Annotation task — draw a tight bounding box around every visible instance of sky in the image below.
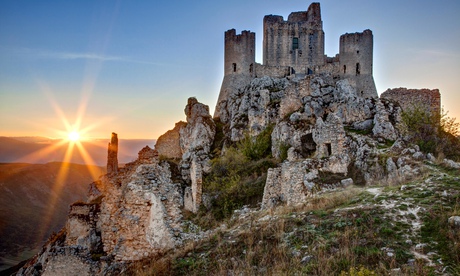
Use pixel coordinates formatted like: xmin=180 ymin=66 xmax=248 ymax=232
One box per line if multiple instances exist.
xmin=1 ymin=0 xmax=459 ymax=139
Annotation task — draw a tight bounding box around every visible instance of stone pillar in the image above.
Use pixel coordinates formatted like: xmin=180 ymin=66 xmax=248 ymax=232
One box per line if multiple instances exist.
xmin=107 ymin=132 xmax=118 ymax=174
xmin=190 ymin=159 xmax=202 ymax=213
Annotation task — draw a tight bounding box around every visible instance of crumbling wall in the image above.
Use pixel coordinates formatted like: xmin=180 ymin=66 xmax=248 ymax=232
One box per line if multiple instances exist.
xmin=380 ymin=87 xmax=441 ymax=116
xmin=313 ymin=113 xmax=346 ymax=158
xmin=155 ymin=122 xmax=186 ymax=159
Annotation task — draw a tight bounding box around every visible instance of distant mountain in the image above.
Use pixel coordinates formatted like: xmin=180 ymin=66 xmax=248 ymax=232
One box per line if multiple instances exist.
xmin=0 ymin=137 xmax=155 ymax=165
xmin=0 ymin=162 xmax=104 ymax=271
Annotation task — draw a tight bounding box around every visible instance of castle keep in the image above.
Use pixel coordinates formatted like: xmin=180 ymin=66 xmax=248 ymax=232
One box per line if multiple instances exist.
xmin=215 ymin=2 xmax=377 ymax=119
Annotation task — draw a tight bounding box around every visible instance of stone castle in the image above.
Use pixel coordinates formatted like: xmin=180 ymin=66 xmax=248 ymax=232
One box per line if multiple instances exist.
xmin=215 ymin=2 xmax=377 ymax=119
xmin=16 ymin=2 xmax=448 ymax=275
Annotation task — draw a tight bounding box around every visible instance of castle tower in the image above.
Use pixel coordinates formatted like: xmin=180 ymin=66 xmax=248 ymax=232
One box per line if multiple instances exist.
xmin=339 ymin=30 xmax=377 ymax=98
xmin=224 ymin=29 xmax=256 ymax=77
xmin=214 ymin=29 xmax=256 ymax=120
xmin=263 ymin=2 xmax=325 ymax=74
xmin=107 ymin=132 xmax=118 ymax=174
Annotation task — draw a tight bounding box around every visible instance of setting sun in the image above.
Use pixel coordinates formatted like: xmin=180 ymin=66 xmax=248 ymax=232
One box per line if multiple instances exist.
xmin=68 ymin=131 xmax=80 ymax=142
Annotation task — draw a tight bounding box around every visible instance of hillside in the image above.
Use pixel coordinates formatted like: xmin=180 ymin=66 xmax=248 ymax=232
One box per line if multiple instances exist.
xmin=0 ymin=137 xmax=155 ymax=165
xmin=0 ymin=162 xmax=104 ymax=271
xmin=131 ymin=163 xmax=460 ymax=275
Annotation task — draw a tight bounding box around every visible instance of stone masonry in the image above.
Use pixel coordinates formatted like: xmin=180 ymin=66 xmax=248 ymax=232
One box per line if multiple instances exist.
xmin=380 ymin=87 xmax=441 ymax=116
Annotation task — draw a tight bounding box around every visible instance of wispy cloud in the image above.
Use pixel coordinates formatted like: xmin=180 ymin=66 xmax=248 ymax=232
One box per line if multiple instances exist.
xmin=37 ymin=50 xmax=126 ymax=61
xmin=4 ymin=47 xmax=170 ymax=66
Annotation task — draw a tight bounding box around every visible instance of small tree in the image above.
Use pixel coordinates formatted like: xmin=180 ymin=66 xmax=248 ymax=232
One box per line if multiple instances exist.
xmin=401 ymin=106 xmax=460 ymax=161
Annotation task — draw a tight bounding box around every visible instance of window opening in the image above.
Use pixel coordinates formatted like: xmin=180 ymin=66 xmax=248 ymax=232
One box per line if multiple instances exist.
xmin=356 ymin=63 xmax=360 ymax=75
xmin=232 ymin=63 xmax=237 ymax=73
xmin=326 ymin=143 xmax=332 ymax=156
xmin=292 ymin=37 xmax=299 ymax=50
xmin=249 ymin=63 xmax=253 ymax=73
xmin=343 ymin=65 xmax=346 ymax=74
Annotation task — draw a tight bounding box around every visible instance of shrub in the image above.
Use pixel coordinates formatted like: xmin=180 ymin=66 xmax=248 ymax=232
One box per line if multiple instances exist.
xmin=238 ymin=125 xmax=273 ymax=160
xmin=401 ymin=106 xmax=460 ymax=161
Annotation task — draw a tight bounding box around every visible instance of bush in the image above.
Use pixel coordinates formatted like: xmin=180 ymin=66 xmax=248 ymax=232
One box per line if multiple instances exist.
xmin=198 ymin=126 xmax=277 ymax=226
xmin=402 ymin=106 xmax=460 ymax=161
xmin=238 ymin=125 xmax=273 ymax=160
xmin=203 ymin=146 xmax=276 ymax=223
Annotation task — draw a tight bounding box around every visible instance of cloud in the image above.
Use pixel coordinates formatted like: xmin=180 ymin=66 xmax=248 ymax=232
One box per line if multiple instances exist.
xmin=38 ymin=51 xmax=125 ymax=61
xmin=5 ymin=47 xmax=169 ymax=66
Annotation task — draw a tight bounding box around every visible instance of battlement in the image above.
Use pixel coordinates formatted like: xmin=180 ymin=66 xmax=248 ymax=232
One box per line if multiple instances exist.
xmin=225 ymin=29 xmax=255 ymax=42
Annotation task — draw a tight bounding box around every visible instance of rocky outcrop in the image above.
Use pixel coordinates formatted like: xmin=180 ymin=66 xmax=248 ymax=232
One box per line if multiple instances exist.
xmin=262 ymin=154 xmax=350 ymax=209
xmin=106 ymin=132 xmax=118 ymax=174
xmin=179 ymin=97 xmax=216 ymax=213
xmin=372 ymin=99 xmax=401 ymax=141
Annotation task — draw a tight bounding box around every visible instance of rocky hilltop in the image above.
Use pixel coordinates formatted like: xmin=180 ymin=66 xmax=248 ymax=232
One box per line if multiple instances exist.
xmin=14 ymin=2 xmax=460 ymax=276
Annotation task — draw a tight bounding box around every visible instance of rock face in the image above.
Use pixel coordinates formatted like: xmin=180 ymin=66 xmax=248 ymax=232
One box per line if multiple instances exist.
xmin=179 ymin=97 xmax=216 ymax=213
xmin=106 ymin=132 xmax=118 ymax=174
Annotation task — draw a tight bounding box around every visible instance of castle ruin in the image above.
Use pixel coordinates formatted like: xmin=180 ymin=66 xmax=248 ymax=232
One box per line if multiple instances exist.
xmin=215 ymin=2 xmax=378 ymax=119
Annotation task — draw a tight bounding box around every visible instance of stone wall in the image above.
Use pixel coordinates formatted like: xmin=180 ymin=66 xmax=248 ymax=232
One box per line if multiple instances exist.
xmin=263 ymin=3 xmax=325 ymax=73
xmin=255 ymin=63 xmax=291 ymax=78
xmin=155 ymin=122 xmax=186 ymax=159
xmin=313 ymin=113 xmax=346 ymax=158
xmin=380 ymin=87 xmax=441 ymax=116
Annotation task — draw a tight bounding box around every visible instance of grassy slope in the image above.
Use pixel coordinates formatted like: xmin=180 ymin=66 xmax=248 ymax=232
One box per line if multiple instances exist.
xmin=131 ymin=162 xmax=459 ymax=276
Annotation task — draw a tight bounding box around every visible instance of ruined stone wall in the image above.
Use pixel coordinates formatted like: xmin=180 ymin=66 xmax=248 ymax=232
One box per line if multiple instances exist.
xmin=339 ymin=30 xmax=377 ymax=99
xmin=155 ymin=121 xmax=187 ymax=159
xmin=263 ymin=3 xmax=324 ymax=73
xmin=380 ymin=88 xmax=441 ymax=116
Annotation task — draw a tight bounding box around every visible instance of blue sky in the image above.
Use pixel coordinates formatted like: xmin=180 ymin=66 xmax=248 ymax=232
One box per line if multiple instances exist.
xmin=1 ymin=0 xmax=459 ymax=139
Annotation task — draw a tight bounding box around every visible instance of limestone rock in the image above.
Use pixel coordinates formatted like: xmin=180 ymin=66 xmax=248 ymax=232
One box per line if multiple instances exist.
xmin=444 ymin=159 xmax=460 ymax=169
xmin=372 ymin=99 xmax=398 ymax=141
xmin=448 ymin=216 xmax=460 ymax=228
xmin=261 ymin=154 xmax=350 ymax=209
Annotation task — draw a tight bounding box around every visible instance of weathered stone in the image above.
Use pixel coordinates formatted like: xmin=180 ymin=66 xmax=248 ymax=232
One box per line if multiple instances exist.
xmin=372 ymin=100 xmax=398 ymax=141
xmin=380 ymin=87 xmax=441 ymax=117
xmin=138 ymin=145 xmax=158 ymax=161
xmin=107 ymin=132 xmax=118 ymax=174
xmin=448 ymin=216 xmax=460 ymax=228
xmin=155 ymin=122 xmax=186 ymax=159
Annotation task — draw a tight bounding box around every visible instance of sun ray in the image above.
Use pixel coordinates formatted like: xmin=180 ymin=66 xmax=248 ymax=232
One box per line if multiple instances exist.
xmin=75 ymin=142 xmax=105 ymax=180
xmin=36 ymin=141 xmax=75 ymax=243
